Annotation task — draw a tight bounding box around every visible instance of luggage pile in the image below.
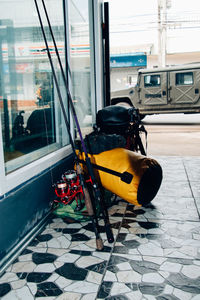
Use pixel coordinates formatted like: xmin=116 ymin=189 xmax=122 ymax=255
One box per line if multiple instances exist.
xmin=75 ymin=105 xmax=163 ymax=207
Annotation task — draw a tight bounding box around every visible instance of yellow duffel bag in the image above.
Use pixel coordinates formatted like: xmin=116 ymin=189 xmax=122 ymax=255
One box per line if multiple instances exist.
xmin=77 ymin=148 xmax=162 ymax=206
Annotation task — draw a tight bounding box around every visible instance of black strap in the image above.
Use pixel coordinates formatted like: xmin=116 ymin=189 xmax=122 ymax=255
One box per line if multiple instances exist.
xmin=78 ymin=159 xmax=133 ymax=184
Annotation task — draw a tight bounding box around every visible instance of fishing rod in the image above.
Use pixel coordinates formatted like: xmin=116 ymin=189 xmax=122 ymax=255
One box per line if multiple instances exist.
xmin=39 ymin=0 xmax=114 ymax=245
xmin=34 ymin=0 xmax=114 ymax=245
xmin=34 ymin=0 xmax=105 ymax=250
xmin=40 ymin=0 xmax=114 ymax=244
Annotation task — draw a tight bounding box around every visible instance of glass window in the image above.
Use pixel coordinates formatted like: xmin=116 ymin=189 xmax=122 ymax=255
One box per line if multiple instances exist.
xmin=176 ymin=72 xmax=193 ymax=85
xmin=68 ymin=0 xmax=94 ymax=135
xmin=0 ymin=0 xmax=68 ymax=174
xmin=144 ymin=74 xmax=161 ymax=87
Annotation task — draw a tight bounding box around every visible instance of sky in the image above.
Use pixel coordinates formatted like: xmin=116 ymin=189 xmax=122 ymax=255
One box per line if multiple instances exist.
xmin=108 ymin=0 xmax=200 ymax=51
xmin=108 ymin=0 xmax=200 ymax=18
xmin=108 ymin=0 xmax=157 ymax=20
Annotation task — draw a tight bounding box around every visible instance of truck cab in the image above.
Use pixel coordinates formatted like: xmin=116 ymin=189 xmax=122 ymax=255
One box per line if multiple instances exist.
xmin=111 ymin=64 xmax=200 ymax=116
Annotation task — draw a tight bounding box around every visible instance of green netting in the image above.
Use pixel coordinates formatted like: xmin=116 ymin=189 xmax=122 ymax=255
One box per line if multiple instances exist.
xmin=53 ymin=198 xmax=99 ymax=221
xmin=52 ymin=189 xmax=113 ymax=222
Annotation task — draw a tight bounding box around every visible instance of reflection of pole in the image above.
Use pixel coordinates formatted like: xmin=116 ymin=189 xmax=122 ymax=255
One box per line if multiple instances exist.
xmin=161 ymin=0 xmax=167 ymax=67
xmin=7 ymin=22 xmax=18 ymax=135
xmin=3 ymin=98 xmax=10 ymax=149
xmin=158 ymin=0 xmax=167 ymax=67
xmin=0 ymin=20 xmax=17 ymax=150
xmin=0 ymin=25 xmax=10 ymax=149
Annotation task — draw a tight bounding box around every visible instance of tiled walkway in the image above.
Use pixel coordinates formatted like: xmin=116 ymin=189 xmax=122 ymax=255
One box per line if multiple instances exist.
xmin=0 ymin=156 xmax=200 ymax=299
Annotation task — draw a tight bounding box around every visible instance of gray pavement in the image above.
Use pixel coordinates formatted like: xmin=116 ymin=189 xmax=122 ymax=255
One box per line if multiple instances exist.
xmin=0 ymin=155 xmax=200 ymax=299
xmin=144 ymin=126 xmax=200 ymax=156
xmin=141 ymin=113 xmax=200 ymax=156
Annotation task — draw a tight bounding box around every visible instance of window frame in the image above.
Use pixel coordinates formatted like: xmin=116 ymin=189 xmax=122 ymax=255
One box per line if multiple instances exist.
xmin=2 ymin=145 xmax=72 ymax=196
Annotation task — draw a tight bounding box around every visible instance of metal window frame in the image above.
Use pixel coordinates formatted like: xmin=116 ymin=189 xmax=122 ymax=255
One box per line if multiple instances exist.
xmin=90 ymin=0 xmax=104 ymax=113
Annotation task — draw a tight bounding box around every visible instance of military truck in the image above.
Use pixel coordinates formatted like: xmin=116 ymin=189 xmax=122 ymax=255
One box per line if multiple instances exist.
xmin=111 ymin=63 xmax=200 ymax=117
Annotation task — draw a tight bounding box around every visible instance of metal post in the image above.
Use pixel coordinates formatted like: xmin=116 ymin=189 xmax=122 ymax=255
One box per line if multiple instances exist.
xmin=158 ymin=0 xmax=167 ymax=67
xmin=103 ymin=2 xmax=111 ymax=106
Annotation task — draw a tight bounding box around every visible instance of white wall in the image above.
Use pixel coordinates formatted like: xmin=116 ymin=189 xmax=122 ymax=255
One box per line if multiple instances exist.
xmin=111 ymin=67 xmax=138 ymax=91
xmin=148 ymin=52 xmax=200 ymax=68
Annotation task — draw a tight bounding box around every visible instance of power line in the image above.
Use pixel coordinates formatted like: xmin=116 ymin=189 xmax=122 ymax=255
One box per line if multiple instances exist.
xmin=110 ymin=10 xmax=200 ymax=20
xmin=110 ymin=19 xmax=200 ymax=28
xmin=110 ymin=25 xmax=200 ymax=34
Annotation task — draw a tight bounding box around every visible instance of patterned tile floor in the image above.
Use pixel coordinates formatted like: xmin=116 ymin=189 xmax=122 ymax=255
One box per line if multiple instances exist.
xmin=0 ymin=156 xmax=200 ymax=300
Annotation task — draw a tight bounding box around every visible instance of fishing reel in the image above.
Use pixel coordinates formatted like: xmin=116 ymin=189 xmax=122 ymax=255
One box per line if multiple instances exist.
xmin=53 ymin=170 xmax=84 ymax=211
xmin=62 ymin=170 xmax=79 ymax=190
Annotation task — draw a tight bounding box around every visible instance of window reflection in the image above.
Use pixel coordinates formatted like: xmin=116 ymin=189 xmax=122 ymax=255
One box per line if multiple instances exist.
xmin=144 ymin=75 xmax=161 ymax=87
xmin=68 ymin=0 xmax=93 ymax=133
xmin=0 ymin=0 xmax=67 ymax=173
xmin=176 ymin=72 xmax=193 ymax=85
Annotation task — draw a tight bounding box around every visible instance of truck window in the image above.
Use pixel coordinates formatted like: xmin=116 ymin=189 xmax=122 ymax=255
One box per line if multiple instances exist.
xmin=176 ymin=72 xmax=193 ymax=85
xmin=144 ymin=75 xmax=160 ymax=87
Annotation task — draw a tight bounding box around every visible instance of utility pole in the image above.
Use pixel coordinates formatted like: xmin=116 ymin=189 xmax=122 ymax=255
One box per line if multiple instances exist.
xmin=158 ymin=0 xmax=167 ymax=67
